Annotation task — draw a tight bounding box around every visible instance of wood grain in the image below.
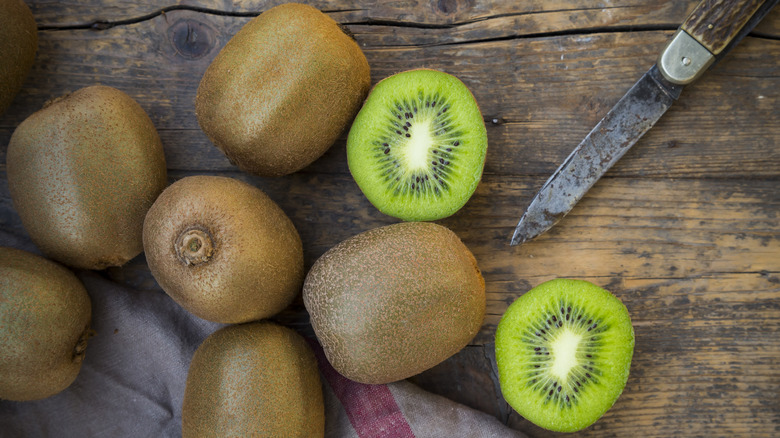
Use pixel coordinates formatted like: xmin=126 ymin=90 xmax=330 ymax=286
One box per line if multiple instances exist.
xmin=0 ymin=0 xmax=778 ymax=436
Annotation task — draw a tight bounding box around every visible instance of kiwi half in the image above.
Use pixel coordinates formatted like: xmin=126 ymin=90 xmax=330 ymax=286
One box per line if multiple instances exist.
xmin=347 ymin=69 xmax=487 ymax=221
xmin=495 ymin=279 xmax=634 ymax=432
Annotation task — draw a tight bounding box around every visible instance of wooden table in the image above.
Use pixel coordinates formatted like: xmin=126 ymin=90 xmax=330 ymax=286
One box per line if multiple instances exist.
xmin=1 ymin=1 xmax=778 ymax=436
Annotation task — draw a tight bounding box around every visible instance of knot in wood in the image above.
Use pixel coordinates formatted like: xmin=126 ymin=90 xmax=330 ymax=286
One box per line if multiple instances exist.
xmin=168 ymin=18 xmax=215 ymax=60
xmin=437 ymin=0 xmax=458 ymax=14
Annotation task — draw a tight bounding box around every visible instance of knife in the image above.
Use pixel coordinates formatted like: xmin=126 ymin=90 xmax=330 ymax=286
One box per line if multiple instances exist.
xmin=510 ymin=0 xmax=779 ymax=246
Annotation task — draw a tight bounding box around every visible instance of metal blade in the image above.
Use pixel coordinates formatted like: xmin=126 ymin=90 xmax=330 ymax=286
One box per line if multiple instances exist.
xmin=510 ymin=65 xmax=683 ymax=245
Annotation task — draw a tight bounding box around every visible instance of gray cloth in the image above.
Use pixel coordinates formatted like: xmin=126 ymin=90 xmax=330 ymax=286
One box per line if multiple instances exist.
xmin=0 ymin=231 xmax=525 ymax=437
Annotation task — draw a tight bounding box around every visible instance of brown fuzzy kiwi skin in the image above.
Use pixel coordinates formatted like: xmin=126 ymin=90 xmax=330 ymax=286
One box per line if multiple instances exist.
xmin=195 ymin=2 xmax=371 ymax=177
xmin=5 ymin=85 xmax=168 ymax=270
xmin=303 ymin=222 xmax=486 ymax=384
xmin=142 ymin=175 xmax=304 ymax=324
xmin=0 ymin=247 xmax=92 ymax=401
xmin=182 ymin=321 xmax=324 ymax=437
xmin=0 ymin=0 xmax=38 ymax=116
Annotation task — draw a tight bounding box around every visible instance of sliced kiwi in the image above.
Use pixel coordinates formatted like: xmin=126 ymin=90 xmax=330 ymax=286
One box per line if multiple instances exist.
xmin=347 ymin=69 xmax=487 ymax=221
xmin=495 ymin=279 xmax=634 ymax=432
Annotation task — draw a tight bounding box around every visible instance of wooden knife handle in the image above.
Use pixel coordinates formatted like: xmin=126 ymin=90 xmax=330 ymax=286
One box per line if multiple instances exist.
xmin=681 ymin=0 xmax=766 ymax=55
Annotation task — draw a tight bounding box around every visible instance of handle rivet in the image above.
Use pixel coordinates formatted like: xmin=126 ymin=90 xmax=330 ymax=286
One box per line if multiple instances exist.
xmin=681 ymin=56 xmax=692 ymax=66
xmin=707 ymin=24 xmax=714 ymax=29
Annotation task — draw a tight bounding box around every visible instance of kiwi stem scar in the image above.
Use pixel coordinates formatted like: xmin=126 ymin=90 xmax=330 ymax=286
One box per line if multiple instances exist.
xmin=175 ymin=227 xmax=214 ymax=266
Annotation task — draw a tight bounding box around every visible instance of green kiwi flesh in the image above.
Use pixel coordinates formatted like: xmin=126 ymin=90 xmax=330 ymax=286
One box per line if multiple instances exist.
xmin=347 ymin=69 xmax=487 ymax=221
xmin=0 ymin=247 xmax=92 ymax=401
xmin=0 ymin=0 xmax=38 ymax=115
xmin=142 ymin=175 xmax=304 ymax=324
xmin=182 ymin=321 xmax=324 ymax=437
xmin=303 ymin=222 xmax=485 ymax=384
xmin=195 ymin=2 xmax=371 ymax=177
xmin=495 ymin=279 xmax=634 ymax=432
xmin=6 ymin=85 xmax=167 ymax=270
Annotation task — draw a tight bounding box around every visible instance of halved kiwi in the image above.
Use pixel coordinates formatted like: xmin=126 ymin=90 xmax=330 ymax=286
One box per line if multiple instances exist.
xmin=495 ymin=279 xmax=634 ymax=432
xmin=347 ymin=69 xmax=487 ymax=221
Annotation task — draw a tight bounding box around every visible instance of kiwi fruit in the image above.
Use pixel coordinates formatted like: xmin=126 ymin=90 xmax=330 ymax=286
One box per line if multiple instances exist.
xmin=195 ymin=2 xmax=371 ymax=177
xmin=142 ymin=175 xmax=304 ymax=324
xmin=347 ymin=69 xmax=488 ymax=221
xmin=0 ymin=247 xmax=92 ymax=401
xmin=0 ymin=0 xmax=38 ymax=115
xmin=303 ymin=221 xmax=485 ymax=384
xmin=6 ymin=85 xmax=167 ymax=270
xmin=182 ymin=321 xmax=324 ymax=437
xmin=495 ymin=279 xmax=634 ymax=432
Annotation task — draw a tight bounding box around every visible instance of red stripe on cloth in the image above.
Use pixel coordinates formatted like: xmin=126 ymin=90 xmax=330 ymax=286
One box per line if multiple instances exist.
xmin=307 ymin=338 xmax=416 ymax=438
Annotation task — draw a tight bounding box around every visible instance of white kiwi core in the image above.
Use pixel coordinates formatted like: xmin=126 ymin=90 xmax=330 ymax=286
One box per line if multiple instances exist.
xmin=401 ymin=117 xmax=436 ymax=172
xmin=550 ymin=329 xmax=582 ymax=380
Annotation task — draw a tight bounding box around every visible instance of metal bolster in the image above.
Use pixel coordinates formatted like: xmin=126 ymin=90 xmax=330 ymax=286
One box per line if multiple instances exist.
xmin=657 ymin=29 xmax=715 ymax=85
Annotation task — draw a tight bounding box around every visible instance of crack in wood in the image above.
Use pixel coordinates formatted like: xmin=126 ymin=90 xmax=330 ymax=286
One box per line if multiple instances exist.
xmin=35 ymin=4 xmax=669 ymax=34
xmin=35 ymin=3 xmax=778 ymax=51
xmin=345 ymin=5 xmax=641 ymax=29
xmin=36 ymin=4 xmax=641 ymax=31
xmin=36 ymin=5 xmax=363 ymax=31
xmin=38 ymin=5 xmax=258 ymax=31
xmin=408 ymin=24 xmax=679 ymax=48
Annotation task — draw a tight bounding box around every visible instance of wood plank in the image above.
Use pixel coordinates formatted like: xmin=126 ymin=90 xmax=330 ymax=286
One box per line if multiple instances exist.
xmin=1 ymin=15 xmax=778 ymax=178
xmin=25 ymin=0 xmax=780 ymax=36
xmin=22 ymin=1 xmax=698 ymax=29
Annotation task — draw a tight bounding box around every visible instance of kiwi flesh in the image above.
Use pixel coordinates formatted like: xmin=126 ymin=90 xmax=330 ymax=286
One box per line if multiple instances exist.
xmin=347 ymin=69 xmax=487 ymax=221
xmin=495 ymin=279 xmax=634 ymax=432
xmin=0 ymin=247 xmax=92 ymax=401
xmin=142 ymin=175 xmax=304 ymax=324
xmin=182 ymin=321 xmax=324 ymax=437
xmin=0 ymin=0 xmax=38 ymax=115
xmin=303 ymin=221 xmax=485 ymax=384
xmin=6 ymin=85 xmax=167 ymax=270
xmin=195 ymin=3 xmax=371 ymax=177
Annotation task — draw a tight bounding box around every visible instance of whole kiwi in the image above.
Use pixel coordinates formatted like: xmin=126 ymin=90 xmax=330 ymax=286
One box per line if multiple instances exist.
xmin=6 ymin=85 xmax=167 ymax=270
xmin=0 ymin=247 xmax=92 ymax=401
xmin=182 ymin=321 xmax=324 ymax=437
xmin=142 ymin=175 xmax=304 ymax=324
xmin=195 ymin=2 xmax=371 ymax=177
xmin=303 ymin=222 xmax=486 ymax=384
xmin=0 ymin=0 xmax=38 ymax=115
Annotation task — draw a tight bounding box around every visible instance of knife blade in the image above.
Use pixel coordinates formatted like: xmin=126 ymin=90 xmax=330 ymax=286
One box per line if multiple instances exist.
xmin=510 ymin=0 xmax=779 ymax=246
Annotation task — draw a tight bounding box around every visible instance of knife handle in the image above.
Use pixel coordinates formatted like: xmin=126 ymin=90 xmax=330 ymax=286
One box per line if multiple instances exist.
xmin=681 ymin=0 xmax=765 ymax=55
xmin=659 ymin=0 xmax=776 ymax=84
